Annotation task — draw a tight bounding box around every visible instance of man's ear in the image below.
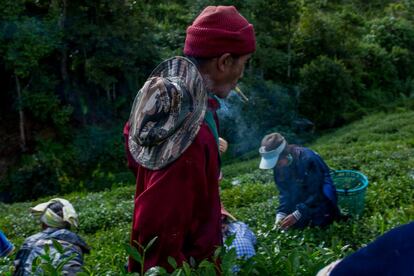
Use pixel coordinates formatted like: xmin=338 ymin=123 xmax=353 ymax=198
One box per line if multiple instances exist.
xmin=217 ymin=53 xmax=232 ymax=72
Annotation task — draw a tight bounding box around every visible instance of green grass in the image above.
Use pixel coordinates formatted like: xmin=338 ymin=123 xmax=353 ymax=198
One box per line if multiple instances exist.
xmin=1 ymin=109 xmax=413 ymax=275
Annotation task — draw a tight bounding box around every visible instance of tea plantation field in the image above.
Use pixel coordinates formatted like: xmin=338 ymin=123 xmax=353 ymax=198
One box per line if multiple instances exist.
xmin=1 ymin=109 xmax=413 ymax=275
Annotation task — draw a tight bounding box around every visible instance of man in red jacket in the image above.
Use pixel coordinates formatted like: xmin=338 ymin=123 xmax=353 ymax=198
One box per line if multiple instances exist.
xmin=124 ymin=6 xmax=256 ymax=272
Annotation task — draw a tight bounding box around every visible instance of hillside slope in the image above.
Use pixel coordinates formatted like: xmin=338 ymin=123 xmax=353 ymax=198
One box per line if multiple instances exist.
xmin=1 ymin=109 xmax=413 ymax=275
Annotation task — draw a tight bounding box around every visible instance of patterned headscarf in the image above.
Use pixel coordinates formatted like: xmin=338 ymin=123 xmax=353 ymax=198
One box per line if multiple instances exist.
xmin=30 ymin=198 xmax=78 ymax=229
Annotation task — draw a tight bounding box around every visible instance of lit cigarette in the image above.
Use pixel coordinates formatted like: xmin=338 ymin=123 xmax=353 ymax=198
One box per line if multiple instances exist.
xmin=235 ymin=86 xmax=249 ymax=102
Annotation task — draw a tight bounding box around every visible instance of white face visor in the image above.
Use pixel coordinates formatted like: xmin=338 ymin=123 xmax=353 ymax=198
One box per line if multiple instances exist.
xmin=259 ymin=140 xmax=287 ymax=170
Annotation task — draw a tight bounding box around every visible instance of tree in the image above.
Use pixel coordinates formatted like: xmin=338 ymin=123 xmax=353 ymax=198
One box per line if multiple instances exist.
xmin=299 ymin=56 xmax=353 ymax=128
xmin=245 ymin=0 xmax=301 ymax=82
xmin=57 ymin=0 xmax=159 ymax=123
xmin=3 ymin=16 xmax=58 ymax=151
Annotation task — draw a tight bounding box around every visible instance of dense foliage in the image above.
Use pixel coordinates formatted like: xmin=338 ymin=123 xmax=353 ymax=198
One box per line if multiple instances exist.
xmin=1 ymin=1 xmax=414 ymax=199
xmin=1 ymin=108 xmax=413 ymax=275
xmin=1 ymin=0 xmax=413 ymax=273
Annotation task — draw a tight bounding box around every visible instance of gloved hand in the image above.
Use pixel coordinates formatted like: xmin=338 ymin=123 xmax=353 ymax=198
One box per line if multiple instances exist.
xmin=272 ymin=213 xmax=287 ymax=230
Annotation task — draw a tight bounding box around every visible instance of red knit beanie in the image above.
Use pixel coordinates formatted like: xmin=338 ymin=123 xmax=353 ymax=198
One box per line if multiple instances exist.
xmin=184 ymin=6 xmax=256 ymax=58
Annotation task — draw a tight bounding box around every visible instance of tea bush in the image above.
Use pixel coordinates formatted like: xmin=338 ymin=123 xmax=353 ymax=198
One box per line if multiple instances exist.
xmin=1 ymin=109 xmax=413 ymax=275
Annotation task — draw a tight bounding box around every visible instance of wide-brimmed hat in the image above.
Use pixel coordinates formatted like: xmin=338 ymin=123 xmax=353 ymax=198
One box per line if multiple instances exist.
xmin=128 ymin=56 xmax=208 ymax=170
xmin=259 ymin=132 xmax=287 ymax=170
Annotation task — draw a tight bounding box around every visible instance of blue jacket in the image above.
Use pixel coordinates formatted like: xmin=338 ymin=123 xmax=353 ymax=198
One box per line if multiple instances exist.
xmin=0 ymin=230 xmax=14 ymax=257
xmin=273 ymin=146 xmax=339 ymax=228
xmin=331 ymin=221 xmax=414 ymax=276
xmin=14 ymin=228 xmax=90 ymax=275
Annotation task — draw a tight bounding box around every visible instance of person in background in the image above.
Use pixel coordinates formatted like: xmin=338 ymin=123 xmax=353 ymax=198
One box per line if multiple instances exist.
xmin=317 ymin=221 xmax=414 ymax=276
xmin=0 ymin=230 xmax=14 ymax=258
xmin=13 ymin=198 xmax=90 ymax=275
xmin=123 ymin=5 xmax=255 ymax=272
xmin=258 ymin=132 xmax=340 ymax=230
xmin=221 ymin=205 xmax=256 ymax=261
xmin=218 ymin=137 xmax=256 ymax=268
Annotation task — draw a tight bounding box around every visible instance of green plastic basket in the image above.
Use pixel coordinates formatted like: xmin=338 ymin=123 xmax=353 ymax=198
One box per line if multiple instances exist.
xmin=331 ymin=170 xmax=369 ymax=217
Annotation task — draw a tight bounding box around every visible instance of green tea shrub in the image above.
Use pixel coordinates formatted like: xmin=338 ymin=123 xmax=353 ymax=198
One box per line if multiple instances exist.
xmin=221 ymin=158 xmax=260 ymax=180
xmin=1 ymin=110 xmax=413 ymax=275
xmin=221 ymin=181 xmax=276 ymax=209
